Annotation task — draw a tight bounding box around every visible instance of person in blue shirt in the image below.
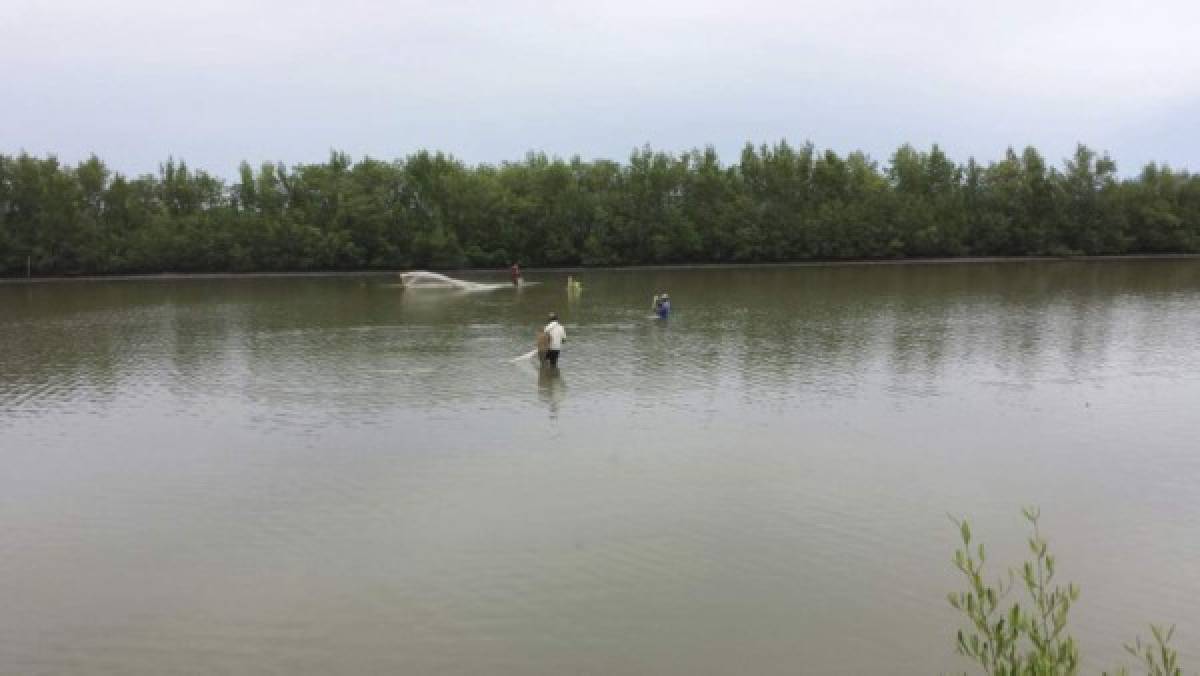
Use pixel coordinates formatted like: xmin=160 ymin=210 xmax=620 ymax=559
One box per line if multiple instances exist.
xmin=656 ymin=293 xmax=671 ymax=319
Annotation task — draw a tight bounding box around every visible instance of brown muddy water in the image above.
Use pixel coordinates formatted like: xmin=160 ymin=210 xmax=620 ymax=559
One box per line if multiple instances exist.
xmin=2 ymin=261 xmax=1198 ymax=674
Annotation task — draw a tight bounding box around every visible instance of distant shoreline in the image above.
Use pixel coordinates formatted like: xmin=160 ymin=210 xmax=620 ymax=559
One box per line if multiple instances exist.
xmin=3 ymin=254 xmax=1199 ymax=285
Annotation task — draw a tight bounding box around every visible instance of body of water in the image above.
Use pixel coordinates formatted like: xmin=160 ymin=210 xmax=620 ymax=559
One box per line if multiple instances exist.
xmin=2 ymin=261 xmax=1199 ymax=674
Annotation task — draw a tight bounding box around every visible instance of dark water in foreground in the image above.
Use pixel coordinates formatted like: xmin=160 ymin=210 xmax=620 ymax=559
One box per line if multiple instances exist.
xmin=2 ymin=261 xmax=1199 ymax=674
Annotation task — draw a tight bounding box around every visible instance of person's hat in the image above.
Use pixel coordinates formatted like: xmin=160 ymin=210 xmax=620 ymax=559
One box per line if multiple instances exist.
xmin=548 ymin=312 xmax=558 ymax=320
xmin=661 ymin=293 xmax=669 ymax=298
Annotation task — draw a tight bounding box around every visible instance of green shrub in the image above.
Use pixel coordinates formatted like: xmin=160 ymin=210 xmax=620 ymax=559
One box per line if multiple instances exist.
xmin=948 ymin=508 xmax=1183 ymax=675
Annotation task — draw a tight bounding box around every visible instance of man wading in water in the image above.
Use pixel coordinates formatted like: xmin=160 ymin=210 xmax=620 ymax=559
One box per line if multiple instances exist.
xmin=541 ymin=312 xmax=566 ymax=368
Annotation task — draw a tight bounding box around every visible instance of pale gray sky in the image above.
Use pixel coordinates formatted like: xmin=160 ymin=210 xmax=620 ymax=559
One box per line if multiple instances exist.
xmin=2 ymin=0 xmax=1197 ymax=176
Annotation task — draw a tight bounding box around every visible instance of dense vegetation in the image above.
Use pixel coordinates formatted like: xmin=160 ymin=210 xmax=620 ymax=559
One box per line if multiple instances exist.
xmin=1 ymin=142 xmax=1198 ymax=276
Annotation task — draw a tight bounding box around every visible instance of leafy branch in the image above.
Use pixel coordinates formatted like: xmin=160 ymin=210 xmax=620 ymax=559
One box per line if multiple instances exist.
xmin=949 ymin=508 xmax=1184 ymax=676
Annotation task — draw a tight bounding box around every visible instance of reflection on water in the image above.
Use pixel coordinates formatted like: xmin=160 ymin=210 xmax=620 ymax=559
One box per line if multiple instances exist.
xmin=1 ymin=262 xmax=1200 ymax=674
xmin=537 ymin=367 xmax=566 ymax=418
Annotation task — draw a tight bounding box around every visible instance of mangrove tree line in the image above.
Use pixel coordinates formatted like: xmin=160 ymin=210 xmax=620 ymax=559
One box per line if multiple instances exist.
xmin=1 ymin=142 xmax=1198 ymax=275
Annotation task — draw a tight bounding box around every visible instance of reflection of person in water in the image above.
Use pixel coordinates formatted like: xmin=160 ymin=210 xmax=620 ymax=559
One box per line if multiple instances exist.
xmin=538 ymin=364 xmax=566 ymax=416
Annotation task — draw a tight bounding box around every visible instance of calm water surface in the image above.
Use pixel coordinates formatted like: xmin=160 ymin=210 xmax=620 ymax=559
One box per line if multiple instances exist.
xmin=2 ymin=262 xmax=1199 ymax=674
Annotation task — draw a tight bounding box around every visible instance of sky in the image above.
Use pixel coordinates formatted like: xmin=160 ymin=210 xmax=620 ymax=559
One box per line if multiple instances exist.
xmin=1 ymin=0 xmax=1197 ymax=177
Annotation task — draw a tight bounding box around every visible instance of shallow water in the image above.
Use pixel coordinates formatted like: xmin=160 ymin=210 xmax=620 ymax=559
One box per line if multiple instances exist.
xmin=2 ymin=261 xmax=1199 ymax=674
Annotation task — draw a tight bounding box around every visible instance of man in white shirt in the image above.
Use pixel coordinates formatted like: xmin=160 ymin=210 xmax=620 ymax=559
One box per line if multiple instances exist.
xmin=542 ymin=312 xmax=566 ymax=368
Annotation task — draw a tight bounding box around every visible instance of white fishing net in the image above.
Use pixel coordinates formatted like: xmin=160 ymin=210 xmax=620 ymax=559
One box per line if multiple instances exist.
xmin=398 ymin=271 xmax=509 ymax=291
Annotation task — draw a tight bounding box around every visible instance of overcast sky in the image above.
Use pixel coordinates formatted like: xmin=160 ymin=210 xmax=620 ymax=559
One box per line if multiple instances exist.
xmin=2 ymin=0 xmax=1197 ymax=176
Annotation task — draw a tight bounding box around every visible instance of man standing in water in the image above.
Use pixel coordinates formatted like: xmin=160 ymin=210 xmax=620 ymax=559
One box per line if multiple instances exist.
xmin=510 ymin=262 xmax=521 ymax=286
xmin=543 ymin=312 xmax=566 ymax=368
